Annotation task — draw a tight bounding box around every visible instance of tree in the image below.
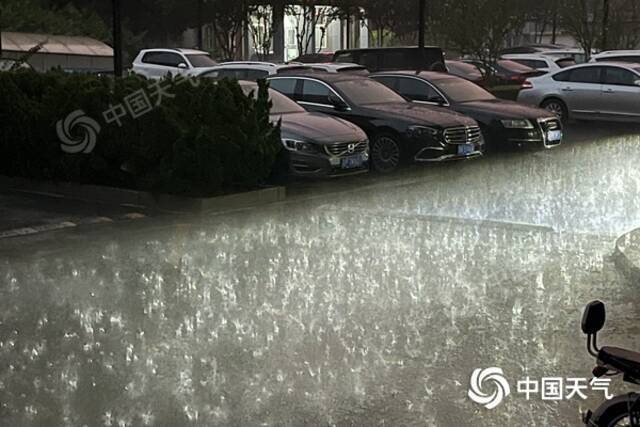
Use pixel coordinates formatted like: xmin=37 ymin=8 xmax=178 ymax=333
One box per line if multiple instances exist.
xmin=207 ymin=0 xmax=250 ymax=60
xmin=560 ymin=0 xmax=601 ymax=57
xmin=438 ymin=0 xmax=528 ymax=69
xmin=248 ymin=5 xmax=274 ymax=61
xmin=286 ymin=2 xmax=339 ymax=56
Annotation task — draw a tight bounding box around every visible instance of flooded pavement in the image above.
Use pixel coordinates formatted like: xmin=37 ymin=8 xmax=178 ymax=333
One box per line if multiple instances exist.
xmin=1 ymin=123 xmax=640 ymax=426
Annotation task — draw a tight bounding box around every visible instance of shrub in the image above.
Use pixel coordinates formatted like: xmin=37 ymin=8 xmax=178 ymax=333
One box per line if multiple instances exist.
xmin=0 ymin=70 xmax=282 ymax=196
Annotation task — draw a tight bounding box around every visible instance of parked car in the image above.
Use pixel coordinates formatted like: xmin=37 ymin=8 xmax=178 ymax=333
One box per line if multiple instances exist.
xmin=332 ymin=47 xmax=447 ymax=72
xmin=539 ymin=49 xmax=590 ymax=64
xmin=371 ymin=71 xmax=563 ymax=150
xmin=301 ymin=63 xmax=369 ymax=75
xmin=132 ymin=48 xmax=217 ymax=79
xmin=463 ymin=59 xmax=543 ymax=85
xmin=591 ymin=50 xmax=640 ymax=64
xmin=290 ymin=52 xmax=335 ymax=63
xmin=501 ymin=54 xmax=576 ymax=73
xmin=445 ymin=60 xmax=486 ymax=85
xmin=517 ymin=62 xmax=640 ymax=123
xmin=499 ymin=44 xmax=570 ymax=55
xmin=267 ymin=73 xmax=483 ymax=173
xmin=198 ymin=62 xmax=310 ymax=80
xmin=240 ymin=81 xmax=369 ymax=178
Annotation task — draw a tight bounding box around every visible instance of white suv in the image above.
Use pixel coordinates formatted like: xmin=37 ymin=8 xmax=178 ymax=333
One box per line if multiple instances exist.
xmin=501 ymin=54 xmax=575 ymax=73
xmin=132 ymin=48 xmax=217 ymax=79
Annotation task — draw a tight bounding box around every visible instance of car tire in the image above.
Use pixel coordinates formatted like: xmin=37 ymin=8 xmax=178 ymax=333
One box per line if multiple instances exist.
xmin=541 ymin=98 xmax=568 ymax=123
xmin=371 ymin=133 xmax=402 ymax=173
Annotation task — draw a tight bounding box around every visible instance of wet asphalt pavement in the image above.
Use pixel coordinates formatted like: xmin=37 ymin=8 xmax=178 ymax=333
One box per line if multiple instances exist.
xmin=1 ymin=123 xmax=640 ymax=426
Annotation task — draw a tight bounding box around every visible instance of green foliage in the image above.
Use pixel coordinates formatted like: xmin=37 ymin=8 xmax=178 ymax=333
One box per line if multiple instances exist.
xmin=0 ymin=0 xmax=110 ymax=41
xmin=0 ymin=71 xmax=282 ymax=197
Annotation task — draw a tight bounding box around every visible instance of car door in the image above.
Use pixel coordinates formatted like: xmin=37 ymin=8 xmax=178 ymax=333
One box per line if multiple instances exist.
xmin=600 ymin=66 xmax=640 ymax=121
xmin=559 ymin=66 xmax=604 ymax=118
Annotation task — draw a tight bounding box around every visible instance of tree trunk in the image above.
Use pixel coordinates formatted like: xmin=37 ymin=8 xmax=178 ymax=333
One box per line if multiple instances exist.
xmin=112 ymin=0 xmax=123 ymax=77
xmin=602 ymin=0 xmax=610 ymax=50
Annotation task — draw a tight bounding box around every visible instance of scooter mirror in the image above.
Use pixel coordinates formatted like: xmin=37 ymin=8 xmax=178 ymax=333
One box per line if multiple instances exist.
xmin=581 ymin=300 xmax=606 ymax=334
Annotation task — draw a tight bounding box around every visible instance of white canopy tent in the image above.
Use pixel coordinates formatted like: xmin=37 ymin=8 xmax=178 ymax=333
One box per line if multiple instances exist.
xmin=0 ymin=32 xmax=113 ymax=73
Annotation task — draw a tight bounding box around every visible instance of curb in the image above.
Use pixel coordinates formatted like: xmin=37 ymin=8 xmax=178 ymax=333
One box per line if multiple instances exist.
xmin=613 ymin=230 xmax=640 ymax=283
xmin=0 ymin=176 xmax=286 ymax=214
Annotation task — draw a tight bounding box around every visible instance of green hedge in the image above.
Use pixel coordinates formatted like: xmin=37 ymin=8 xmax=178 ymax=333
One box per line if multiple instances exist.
xmin=0 ymin=71 xmax=281 ymax=196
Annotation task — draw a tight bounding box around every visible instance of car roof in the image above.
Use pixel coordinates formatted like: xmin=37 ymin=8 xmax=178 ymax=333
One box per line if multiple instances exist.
xmin=335 ymin=46 xmax=441 ymax=53
xmin=550 ymin=61 xmax=640 ymax=74
xmin=141 ymin=48 xmax=209 ymax=55
xmin=502 ymin=54 xmax=554 ymax=60
xmin=594 ymin=50 xmax=640 ymax=57
xmin=268 ymin=71 xmax=367 ymax=83
xmin=371 ymin=70 xmax=458 ymax=81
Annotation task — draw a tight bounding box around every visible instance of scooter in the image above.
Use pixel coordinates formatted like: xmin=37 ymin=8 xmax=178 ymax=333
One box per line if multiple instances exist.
xmin=582 ymin=301 xmax=640 ymax=426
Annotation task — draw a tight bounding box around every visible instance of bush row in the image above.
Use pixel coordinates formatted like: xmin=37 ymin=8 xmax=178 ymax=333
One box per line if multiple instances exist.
xmin=0 ymin=71 xmax=282 ymax=196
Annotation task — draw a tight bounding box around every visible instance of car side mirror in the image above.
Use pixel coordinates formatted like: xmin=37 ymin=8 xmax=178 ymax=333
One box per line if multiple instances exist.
xmin=177 ymin=63 xmax=188 ymax=69
xmin=581 ymin=300 xmax=606 ymax=335
xmin=328 ymin=93 xmax=349 ymax=111
xmin=634 ymin=79 xmax=640 ymax=87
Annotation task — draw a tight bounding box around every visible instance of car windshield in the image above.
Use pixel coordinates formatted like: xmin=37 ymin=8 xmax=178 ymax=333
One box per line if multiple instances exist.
xmin=241 ymin=84 xmax=305 ymax=115
xmin=334 ymin=78 xmax=407 ymax=105
xmin=187 ymin=54 xmax=217 ymax=68
xmin=431 ymin=77 xmax=495 ymax=102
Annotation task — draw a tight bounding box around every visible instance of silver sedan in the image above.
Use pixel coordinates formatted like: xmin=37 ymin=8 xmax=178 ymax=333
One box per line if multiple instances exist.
xmin=517 ymin=62 xmax=640 ymax=123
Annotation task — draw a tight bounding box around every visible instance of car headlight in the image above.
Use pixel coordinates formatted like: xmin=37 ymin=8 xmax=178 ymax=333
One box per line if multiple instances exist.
xmin=501 ymin=119 xmax=534 ymax=129
xmin=408 ymin=125 xmax=441 ymax=139
xmin=281 ymin=138 xmax=318 ymax=153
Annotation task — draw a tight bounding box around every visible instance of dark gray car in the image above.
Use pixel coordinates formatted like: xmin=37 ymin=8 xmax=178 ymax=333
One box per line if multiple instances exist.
xmin=241 ymin=81 xmax=369 ymax=178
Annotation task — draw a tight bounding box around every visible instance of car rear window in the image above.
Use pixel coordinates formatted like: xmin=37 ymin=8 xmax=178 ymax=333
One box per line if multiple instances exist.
xmin=556 ymin=58 xmax=576 ymax=68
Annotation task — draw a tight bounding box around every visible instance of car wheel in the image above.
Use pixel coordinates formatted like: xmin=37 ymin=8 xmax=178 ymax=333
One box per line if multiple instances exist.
xmin=541 ymin=98 xmax=568 ymax=122
xmin=371 ymin=134 xmax=402 ymax=173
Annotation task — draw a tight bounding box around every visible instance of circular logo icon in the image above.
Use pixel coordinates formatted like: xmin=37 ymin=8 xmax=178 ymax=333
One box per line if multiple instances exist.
xmin=56 ymin=110 xmax=101 ymax=154
xmin=468 ymin=367 xmax=511 ymax=409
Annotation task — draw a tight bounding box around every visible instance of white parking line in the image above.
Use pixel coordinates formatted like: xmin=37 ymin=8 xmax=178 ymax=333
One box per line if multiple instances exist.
xmin=0 ymin=221 xmax=77 ymax=239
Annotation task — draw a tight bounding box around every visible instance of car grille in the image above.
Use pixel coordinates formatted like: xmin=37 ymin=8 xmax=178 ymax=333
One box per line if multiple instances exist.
xmin=324 ymin=140 xmax=368 ymax=157
xmin=443 ymin=126 xmax=482 ymax=145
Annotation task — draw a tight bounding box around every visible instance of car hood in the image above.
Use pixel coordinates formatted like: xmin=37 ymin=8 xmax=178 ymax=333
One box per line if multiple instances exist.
xmin=362 ymin=102 xmax=477 ymax=128
xmin=456 ymin=99 xmax=556 ymax=122
xmin=272 ymin=111 xmax=367 ymax=143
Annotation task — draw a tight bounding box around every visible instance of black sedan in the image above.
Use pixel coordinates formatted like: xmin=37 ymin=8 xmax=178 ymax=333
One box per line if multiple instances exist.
xmin=371 ymin=71 xmax=563 ymax=151
xmin=240 ymin=81 xmax=370 ymax=178
xmin=267 ymin=73 xmax=483 ymax=173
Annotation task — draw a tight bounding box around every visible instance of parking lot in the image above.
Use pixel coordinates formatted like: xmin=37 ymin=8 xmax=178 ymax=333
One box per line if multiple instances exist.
xmin=0 ymin=122 xmax=639 ymax=426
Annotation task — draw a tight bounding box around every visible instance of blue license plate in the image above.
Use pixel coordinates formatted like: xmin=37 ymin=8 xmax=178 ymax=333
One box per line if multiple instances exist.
xmin=547 ymin=130 xmax=562 ymax=142
xmin=341 ymin=155 xmax=363 ymax=169
xmin=458 ymin=144 xmax=474 ymax=156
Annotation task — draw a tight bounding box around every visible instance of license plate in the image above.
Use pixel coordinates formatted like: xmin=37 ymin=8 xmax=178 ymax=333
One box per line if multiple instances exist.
xmin=341 ymin=155 xmax=364 ymax=169
xmin=458 ymin=144 xmax=474 ymax=156
xmin=547 ymin=130 xmax=563 ymax=142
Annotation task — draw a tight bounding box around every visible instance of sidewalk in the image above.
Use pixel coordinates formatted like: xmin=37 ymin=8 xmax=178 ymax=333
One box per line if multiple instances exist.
xmin=0 ymin=190 xmax=149 ymax=240
xmin=614 ymin=228 xmax=640 ymax=282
